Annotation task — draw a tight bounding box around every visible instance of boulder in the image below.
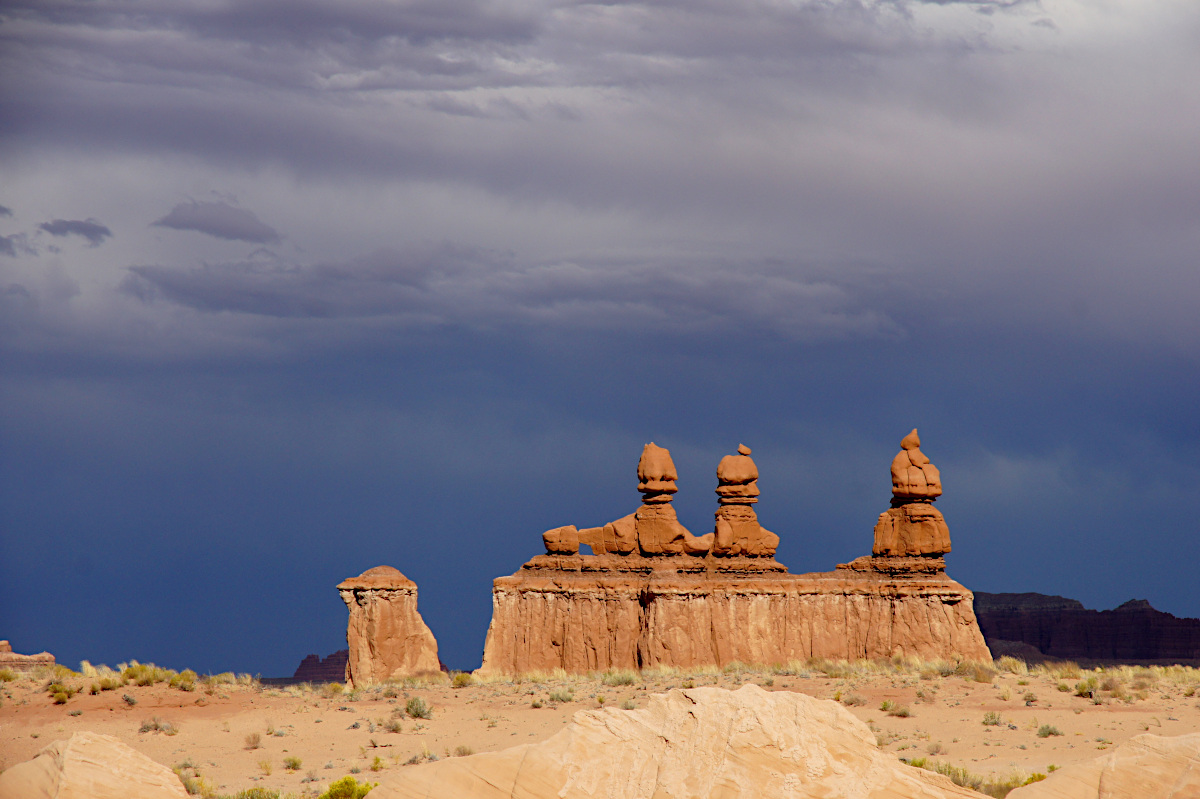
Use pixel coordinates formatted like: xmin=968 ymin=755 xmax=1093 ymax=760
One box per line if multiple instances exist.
xmin=1009 ymin=732 xmax=1200 ymax=798
xmin=370 ymin=684 xmax=978 ymax=799
xmin=0 ymin=731 xmax=188 ymax=799
xmin=338 ymin=566 xmax=441 ymax=686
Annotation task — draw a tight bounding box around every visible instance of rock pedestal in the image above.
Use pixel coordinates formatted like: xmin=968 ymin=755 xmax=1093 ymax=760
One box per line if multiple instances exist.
xmin=480 ymin=437 xmax=989 ymax=675
xmin=338 ymin=566 xmax=441 ymax=686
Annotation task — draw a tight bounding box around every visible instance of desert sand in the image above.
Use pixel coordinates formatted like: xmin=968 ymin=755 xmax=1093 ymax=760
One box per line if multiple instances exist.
xmin=3 ymin=657 xmax=1199 ymax=797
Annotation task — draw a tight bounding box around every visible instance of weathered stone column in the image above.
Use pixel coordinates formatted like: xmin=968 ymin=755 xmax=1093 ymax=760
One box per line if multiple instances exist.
xmin=338 ymin=566 xmax=441 ymax=686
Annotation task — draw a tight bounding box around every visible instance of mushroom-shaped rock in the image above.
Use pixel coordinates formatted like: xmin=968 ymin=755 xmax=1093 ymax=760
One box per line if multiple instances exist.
xmin=338 ymin=566 xmax=442 ymax=686
xmin=711 ymin=444 xmax=778 ymax=557
xmin=637 ymin=442 xmax=678 ymax=501
xmin=890 ymin=428 xmax=942 ymax=499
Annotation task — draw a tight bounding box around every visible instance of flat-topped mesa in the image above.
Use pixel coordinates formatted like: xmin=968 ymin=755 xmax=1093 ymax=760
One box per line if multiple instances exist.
xmin=338 ymin=565 xmax=441 ymax=686
xmin=543 ymin=442 xmax=714 ymax=557
xmin=711 ymin=444 xmax=779 ymax=557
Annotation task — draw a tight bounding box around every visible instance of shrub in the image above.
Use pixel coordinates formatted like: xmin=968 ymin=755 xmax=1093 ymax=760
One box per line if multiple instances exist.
xmin=245 ymin=732 xmax=262 ymax=750
xmin=1075 ymin=677 xmax=1098 ymax=699
xmin=0 ymin=668 xmax=17 ymax=682
xmin=879 ymin=700 xmax=895 ymax=712
xmin=548 ymin=689 xmax=573 ymax=703
xmin=122 ymin=693 xmax=137 ymax=706
xmin=451 ymin=672 xmax=475 ymax=688
xmin=530 ymin=699 xmax=542 ymax=708
xmin=405 ymin=697 xmax=432 ymax=719
xmin=139 ymin=717 xmax=178 ymax=735
xmin=995 ymin=656 xmax=1029 ymax=676
xmin=621 ymin=699 xmax=637 ymax=710
xmin=955 ymin=661 xmax=997 ymax=683
xmin=602 ymin=670 xmax=638 ymax=687
xmin=232 ymin=789 xmax=280 ymax=799
xmin=1037 ymin=724 xmax=1063 ymax=738
xmin=283 ymin=756 xmax=302 ymax=771
xmin=453 ymin=745 xmax=474 ymax=757
xmin=369 ymin=755 xmax=384 ymax=772
xmin=317 ymin=776 xmax=377 ymax=799
xmin=982 ymin=711 xmax=1003 ymax=726
xmin=887 ymin=705 xmax=912 ymax=718
xmin=384 ymin=719 xmax=402 ymax=733
xmin=841 ymin=693 xmax=867 ymax=707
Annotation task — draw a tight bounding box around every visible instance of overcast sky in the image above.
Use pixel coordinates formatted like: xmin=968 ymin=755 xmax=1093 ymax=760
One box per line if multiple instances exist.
xmin=2 ymin=0 xmax=1198 ymax=675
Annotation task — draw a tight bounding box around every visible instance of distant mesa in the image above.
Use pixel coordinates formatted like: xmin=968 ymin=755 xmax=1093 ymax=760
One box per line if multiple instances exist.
xmin=0 ymin=640 xmax=55 ymax=672
xmin=292 ymin=649 xmax=348 ymax=682
xmin=975 ymin=592 xmax=1200 ymax=664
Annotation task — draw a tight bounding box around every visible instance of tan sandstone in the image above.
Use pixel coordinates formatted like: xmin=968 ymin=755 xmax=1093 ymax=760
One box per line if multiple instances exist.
xmin=0 ymin=640 xmax=55 ymax=672
xmin=0 ymin=731 xmax=188 ymax=799
xmin=337 ymin=565 xmax=441 ymax=686
xmin=874 ymin=429 xmax=951 ymax=557
xmin=370 ymin=684 xmax=977 ymax=799
xmin=1009 ymin=732 xmax=1200 ymax=798
xmin=480 ymin=435 xmax=989 ymax=675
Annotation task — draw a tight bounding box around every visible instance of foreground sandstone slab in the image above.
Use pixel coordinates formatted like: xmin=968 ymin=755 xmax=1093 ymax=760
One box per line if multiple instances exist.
xmin=371 ymin=684 xmax=977 ymax=799
xmin=338 ymin=565 xmax=441 ymax=686
xmin=0 ymin=731 xmax=188 ymax=799
xmin=1009 ymin=731 xmax=1200 ymax=799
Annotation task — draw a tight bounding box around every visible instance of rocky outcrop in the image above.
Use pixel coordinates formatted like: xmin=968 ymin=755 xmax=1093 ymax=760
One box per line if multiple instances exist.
xmin=873 ymin=429 xmax=951 ymax=557
xmin=338 ymin=566 xmax=441 ymax=686
xmin=0 ymin=731 xmax=189 ymax=799
xmin=1008 ymin=732 xmax=1200 ymax=798
xmin=0 ymin=640 xmax=55 ymax=671
xmin=369 ymin=684 xmax=978 ymax=799
xmin=292 ymin=649 xmax=349 ymax=682
xmin=975 ymin=593 xmax=1200 ymax=662
xmin=480 ymin=435 xmax=989 ymax=675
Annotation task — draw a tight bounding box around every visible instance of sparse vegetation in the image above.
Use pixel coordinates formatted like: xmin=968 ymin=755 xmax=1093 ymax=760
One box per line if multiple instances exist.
xmin=548 ymin=689 xmax=574 ymax=703
xmin=901 ymin=758 xmax=1047 ymax=797
xmin=1037 ymin=724 xmax=1063 ymax=738
xmin=316 ymin=776 xmax=376 ymax=799
xmin=841 ymin=693 xmax=867 ymax=706
xmin=405 ymin=697 xmax=432 ymax=719
xmin=244 ymin=732 xmax=262 ymax=750
xmin=621 ymin=699 xmax=637 ymax=710
xmin=283 ymin=756 xmax=303 ymax=771
xmin=982 ymin=711 xmax=1003 ymax=726
xmin=453 ymin=744 xmax=474 ymax=757
xmin=451 ymin=672 xmax=475 ymax=688
xmin=139 ymin=717 xmax=178 ymax=735
xmin=601 ymin=670 xmax=638 ymax=687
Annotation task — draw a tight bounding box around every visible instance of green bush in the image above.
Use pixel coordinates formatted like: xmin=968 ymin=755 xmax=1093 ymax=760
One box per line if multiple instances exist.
xmin=982 ymin=711 xmax=1003 ymax=726
xmin=548 ymin=689 xmax=573 ymax=703
xmin=283 ymin=756 xmax=302 ymax=771
xmin=1037 ymin=724 xmax=1063 ymax=738
xmin=601 ymin=670 xmax=638 ymax=687
xmin=451 ymin=672 xmax=474 ymax=688
xmin=317 ymin=776 xmax=376 ymax=799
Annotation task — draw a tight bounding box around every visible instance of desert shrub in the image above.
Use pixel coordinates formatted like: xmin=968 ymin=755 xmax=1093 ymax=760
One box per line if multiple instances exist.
xmin=317 ymin=776 xmax=376 ymax=799
xmin=1037 ymin=724 xmax=1063 ymax=738
xmin=232 ymin=789 xmax=280 ymax=799
xmin=369 ymin=755 xmax=385 ymax=772
xmin=548 ymin=689 xmax=574 ymax=703
xmin=170 ymin=670 xmax=198 ymax=692
xmin=955 ymin=661 xmax=997 ymax=683
xmin=139 ymin=717 xmax=178 ymax=735
xmin=995 ymin=656 xmax=1029 ymax=676
xmin=124 ymin=662 xmax=175 ymax=687
xmin=621 ymin=699 xmax=636 ymax=710
xmin=453 ymin=745 xmax=474 ymax=757
xmin=982 ymin=711 xmax=1003 ymax=726
xmin=602 ymin=670 xmax=638 ymax=687
xmin=283 ymin=756 xmax=302 ymax=771
xmin=405 ymin=697 xmax=432 ymax=719
xmin=0 ymin=668 xmax=18 ymax=682
xmin=887 ymin=705 xmax=912 ymax=718
xmin=384 ymin=719 xmax=402 ymax=733
xmin=879 ymin=700 xmax=895 ymax=712
xmin=122 ymin=693 xmax=137 ymax=706
xmin=1035 ymin=661 xmax=1082 ymax=680
xmin=244 ymin=732 xmax=262 ymax=750
xmin=451 ymin=672 xmax=475 ymax=688
xmin=1074 ymin=677 xmax=1098 ymax=698
xmin=530 ymin=698 xmax=543 ymax=708
xmin=841 ymin=693 xmax=867 ymax=707
xmin=918 ymin=660 xmax=956 ymax=680
xmin=903 ymin=759 xmax=1045 ymax=798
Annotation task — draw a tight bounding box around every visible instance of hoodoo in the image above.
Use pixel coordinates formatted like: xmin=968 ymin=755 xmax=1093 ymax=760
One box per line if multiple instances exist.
xmin=479 ymin=434 xmax=990 ymax=675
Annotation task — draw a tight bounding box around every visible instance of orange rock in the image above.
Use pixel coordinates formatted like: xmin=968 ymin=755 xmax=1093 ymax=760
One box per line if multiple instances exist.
xmin=1008 ymin=732 xmax=1200 ymax=798
xmin=337 ymin=566 xmax=441 ymax=686
xmin=370 ymin=685 xmax=980 ymax=799
xmin=873 ymin=502 xmax=951 ymax=556
xmin=711 ymin=444 xmax=778 ymax=557
xmin=890 ymin=428 xmax=943 ymax=499
xmin=0 ymin=640 xmax=55 ymax=672
xmin=0 ymin=731 xmax=189 ymax=799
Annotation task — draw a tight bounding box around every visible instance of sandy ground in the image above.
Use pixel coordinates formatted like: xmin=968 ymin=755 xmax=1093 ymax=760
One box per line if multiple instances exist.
xmin=3 ymin=660 xmax=1200 ymax=796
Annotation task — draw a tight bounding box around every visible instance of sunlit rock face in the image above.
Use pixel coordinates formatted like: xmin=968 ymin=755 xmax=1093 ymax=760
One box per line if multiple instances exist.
xmin=481 ymin=435 xmax=989 ymax=676
xmin=338 ymin=565 xmax=441 ymax=686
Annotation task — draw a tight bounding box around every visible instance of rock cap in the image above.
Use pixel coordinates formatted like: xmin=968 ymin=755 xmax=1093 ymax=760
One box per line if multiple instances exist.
xmin=337 ymin=565 xmax=417 ymax=591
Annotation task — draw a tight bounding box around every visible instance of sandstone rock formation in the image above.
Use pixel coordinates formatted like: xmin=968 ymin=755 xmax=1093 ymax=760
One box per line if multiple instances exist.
xmin=0 ymin=640 xmax=55 ymax=671
xmin=292 ymin=649 xmax=349 ymax=682
xmin=711 ymin=444 xmax=779 ymax=557
xmin=1008 ymin=732 xmax=1200 ymax=798
xmin=481 ymin=433 xmax=990 ymax=674
xmin=974 ymin=593 xmax=1200 ymax=663
xmin=544 ymin=442 xmax=713 ymax=556
xmin=370 ymin=685 xmax=978 ymax=799
xmin=338 ymin=566 xmax=441 ymax=686
xmin=872 ymin=428 xmax=951 ymax=558
xmin=0 ymin=731 xmax=188 ymax=799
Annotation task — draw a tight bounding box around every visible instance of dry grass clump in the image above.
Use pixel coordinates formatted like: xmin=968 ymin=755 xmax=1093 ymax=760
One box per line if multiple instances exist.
xmin=955 ymin=661 xmax=997 ymax=684
xmin=139 ymin=717 xmax=179 ymax=735
xmin=995 ymin=656 xmax=1029 ymax=676
xmin=0 ymin=668 xmax=18 ymax=682
xmin=1033 ymin=661 xmax=1082 ymax=680
xmin=901 ymin=758 xmax=1046 ymax=798
xmin=601 ymin=669 xmax=638 ymax=687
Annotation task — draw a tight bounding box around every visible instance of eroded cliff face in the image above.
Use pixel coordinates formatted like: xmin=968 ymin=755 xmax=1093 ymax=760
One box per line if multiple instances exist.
xmin=479 ymin=555 xmax=989 ymax=675
xmin=338 ymin=566 xmax=441 ymax=686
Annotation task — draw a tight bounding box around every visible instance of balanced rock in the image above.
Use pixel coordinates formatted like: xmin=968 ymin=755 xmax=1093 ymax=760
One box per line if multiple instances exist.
xmin=338 ymin=566 xmax=441 ymax=686
xmin=872 ymin=429 xmax=951 ymax=558
xmin=370 ymin=684 xmax=977 ymax=799
xmin=0 ymin=731 xmax=188 ymax=799
xmin=1008 ymin=732 xmax=1200 ymax=798
xmin=711 ymin=444 xmax=779 ymax=557
xmin=544 ymin=442 xmax=713 ymax=557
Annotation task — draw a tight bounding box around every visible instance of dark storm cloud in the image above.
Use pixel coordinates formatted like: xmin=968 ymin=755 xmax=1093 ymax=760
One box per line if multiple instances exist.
xmin=119 ymin=247 xmax=898 ymax=340
xmin=37 ymin=218 xmax=112 ymax=246
xmin=0 ymin=236 xmax=17 ymax=257
xmin=152 ymin=201 xmax=281 ymax=244
xmin=0 ymin=204 xmax=12 ymax=217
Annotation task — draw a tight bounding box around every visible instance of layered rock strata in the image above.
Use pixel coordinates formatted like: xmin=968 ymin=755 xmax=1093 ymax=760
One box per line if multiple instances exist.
xmin=370 ymin=685 xmax=979 ymax=799
xmin=480 ymin=436 xmax=989 ymax=675
xmin=872 ymin=428 xmax=951 ymax=558
xmin=0 ymin=640 xmax=54 ymax=672
xmin=338 ymin=566 xmax=441 ymax=686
